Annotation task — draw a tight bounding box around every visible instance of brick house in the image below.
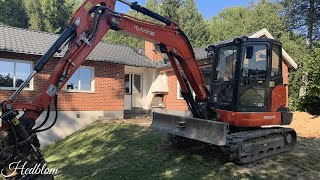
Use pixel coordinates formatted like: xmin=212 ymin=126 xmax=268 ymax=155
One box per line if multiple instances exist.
xmin=0 ymin=26 xmax=297 ymax=146
xmin=0 ymin=25 xmax=159 ymax=146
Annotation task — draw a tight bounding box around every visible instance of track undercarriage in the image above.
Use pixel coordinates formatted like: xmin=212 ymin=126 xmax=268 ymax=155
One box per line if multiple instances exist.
xmin=221 ymin=127 xmax=296 ymax=164
xmin=167 ymin=127 xmax=297 ymax=164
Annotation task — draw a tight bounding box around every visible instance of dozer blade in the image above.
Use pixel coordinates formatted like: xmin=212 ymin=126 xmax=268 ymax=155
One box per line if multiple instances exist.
xmin=151 ymin=112 xmax=229 ymax=145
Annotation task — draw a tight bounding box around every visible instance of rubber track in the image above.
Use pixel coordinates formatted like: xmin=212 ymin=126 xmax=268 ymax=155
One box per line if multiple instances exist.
xmin=222 ymin=127 xmax=297 ymax=164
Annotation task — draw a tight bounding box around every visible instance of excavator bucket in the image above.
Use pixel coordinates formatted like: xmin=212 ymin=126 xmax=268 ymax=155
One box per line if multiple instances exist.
xmin=151 ymin=112 xmax=229 ymax=145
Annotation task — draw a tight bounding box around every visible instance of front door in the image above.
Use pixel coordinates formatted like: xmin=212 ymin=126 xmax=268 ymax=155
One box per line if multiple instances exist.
xmin=132 ymin=74 xmax=143 ymax=107
xmin=238 ymin=43 xmax=269 ymax=112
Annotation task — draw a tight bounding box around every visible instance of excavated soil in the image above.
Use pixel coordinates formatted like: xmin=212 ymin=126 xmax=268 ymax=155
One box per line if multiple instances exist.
xmin=289 ymin=112 xmax=320 ymax=138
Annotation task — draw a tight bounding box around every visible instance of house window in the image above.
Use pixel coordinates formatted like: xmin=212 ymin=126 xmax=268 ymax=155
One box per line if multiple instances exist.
xmin=124 ymin=74 xmax=132 ymax=94
xmin=66 ymin=66 xmax=94 ymax=92
xmin=271 ymin=44 xmax=282 ymax=78
xmin=177 ymin=81 xmax=195 ymax=100
xmin=201 ymin=66 xmax=211 ymax=91
xmin=176 ymin=66 xmax=210 ymax=100
xmin=177 ymin=82 xmax=184 ymax=100
xmin=0 ymin=59 xmax=33 ymax=90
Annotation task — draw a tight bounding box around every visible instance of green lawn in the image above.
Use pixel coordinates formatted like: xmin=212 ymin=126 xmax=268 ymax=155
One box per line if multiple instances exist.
xmin=43 ymin=121 xmax=320 ymax=180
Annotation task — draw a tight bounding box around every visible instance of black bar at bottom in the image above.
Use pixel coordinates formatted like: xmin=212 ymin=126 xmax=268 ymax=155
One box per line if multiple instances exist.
xmin=130 ymin=2 xmax=172 ymax=26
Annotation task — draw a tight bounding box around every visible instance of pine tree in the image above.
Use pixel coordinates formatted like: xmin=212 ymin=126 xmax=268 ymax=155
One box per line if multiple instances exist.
xmin=0 ymin=0 xmax=28 ymax=28
xmin=105 ymin=0 xmax=210 ymax=48
xmin=209 ymin=1 xmax=287 ymax=43
xmin=160 ymin=0 xmax=182 ymax=21
xmin=104 ymin=0 xmax=161 ymax=48
xmin=24 ymin=0 xmax=75 ymax=33
xmin=176 ymin=0 xmax=210 ymax=47
xmin=281 ymin=0 xmax=320 ymax=48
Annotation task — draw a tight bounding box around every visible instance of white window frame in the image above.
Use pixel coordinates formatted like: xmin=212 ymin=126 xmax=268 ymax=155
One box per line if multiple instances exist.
xmin=65 ymin=66 xmax=95 ymax=93
xmin=0 ymin=58 xmax=34 ymax=91
xmin=133 ymin=73 xmax=143 ymax=96
xmin=177 ymin=81 xmax=195 ymax=100
xmin=177 ymin=81 xmax=184 ymax=100
xmin=124 ymin=74 xmax=132 ymax=95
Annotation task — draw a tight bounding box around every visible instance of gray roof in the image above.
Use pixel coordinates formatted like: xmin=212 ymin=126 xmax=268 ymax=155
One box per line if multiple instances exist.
xmin=192 ymin=32 xmax=258 ymax=60
xmin=193 ymin=47 xmax=207 ymax=60
xmin=194 ymin=29 xmax=298 ymax=69
xmin=193 ymin=29 xmax=266 ymax=57
xmin=192 ymin=34 xmax=253 ymax=61
xmin=2 ymin=25 xmax=266 ymax=68
xmin=0 ymin=25 xmax=154 ymax=67
xmin=0 ymin=25 xmax=297 ymax=69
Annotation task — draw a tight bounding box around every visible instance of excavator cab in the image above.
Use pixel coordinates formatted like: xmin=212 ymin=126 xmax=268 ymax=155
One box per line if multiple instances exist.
xmin=210 ymin=37 xmax=285 ymax=113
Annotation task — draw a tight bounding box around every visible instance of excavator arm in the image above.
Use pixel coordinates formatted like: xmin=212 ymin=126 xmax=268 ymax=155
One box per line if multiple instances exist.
xmin=3 ymin=0 xmax=207 ymax=123
xmin=108 ymin=11 xmax=208 ymax=116
xmin=0 ymin=0 xmax=208 ymax=178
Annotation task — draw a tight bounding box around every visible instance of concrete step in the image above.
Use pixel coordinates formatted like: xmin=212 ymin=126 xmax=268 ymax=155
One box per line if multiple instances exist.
xmin=124 ymin=108 xmax=151 ymax=119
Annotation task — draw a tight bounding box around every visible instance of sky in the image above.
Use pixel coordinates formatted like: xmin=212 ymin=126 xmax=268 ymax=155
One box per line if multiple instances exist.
xmin=116 ymin=0 xmax=258 ymax=19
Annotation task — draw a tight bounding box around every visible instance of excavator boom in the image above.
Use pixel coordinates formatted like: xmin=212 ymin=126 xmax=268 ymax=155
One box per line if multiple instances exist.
xmin=0 ymin=0 xmax=210 ymax=178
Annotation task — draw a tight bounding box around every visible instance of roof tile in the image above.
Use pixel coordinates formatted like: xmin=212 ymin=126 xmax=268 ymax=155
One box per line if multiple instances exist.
xmin=0 ymin=25 xmax=155 ymax=67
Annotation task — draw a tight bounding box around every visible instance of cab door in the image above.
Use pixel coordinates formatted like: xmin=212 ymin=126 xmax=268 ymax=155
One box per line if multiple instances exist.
xmin=270 ymin=43 xmax=286 ymax=111
xmin=237 ymin=43 xmax=270 ymax=112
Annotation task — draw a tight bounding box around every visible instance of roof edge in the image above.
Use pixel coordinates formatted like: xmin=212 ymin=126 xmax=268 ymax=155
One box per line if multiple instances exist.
xmin=249 ymin=28 xmax=298 ymax=69
xmin=0 ymin=24 xmax=59 ymax=36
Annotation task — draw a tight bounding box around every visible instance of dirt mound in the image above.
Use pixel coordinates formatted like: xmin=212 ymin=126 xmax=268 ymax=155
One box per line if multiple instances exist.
xmin=288 ymin=112 xmax=320 ymax=138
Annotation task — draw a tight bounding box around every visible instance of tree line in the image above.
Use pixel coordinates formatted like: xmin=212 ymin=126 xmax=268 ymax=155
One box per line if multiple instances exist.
xmin=0 ymin=0 xmax=320 ymax=113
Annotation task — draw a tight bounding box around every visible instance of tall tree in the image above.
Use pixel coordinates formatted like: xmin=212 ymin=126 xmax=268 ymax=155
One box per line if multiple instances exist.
xmin=280 ymin=0 xmax=320 ymax=111
xmin=130 ymin=0 xmax=161 ymax=23
xmin=160 ymin=0 xmax=182 ymax=21
xmin=105 ymin=0 xmax=209 ymax=48
xmin=209 ymin=0 xmax=287 ymax=43
xmin=177 ymin=0 xmax=210 ymax=47
xmin=0 ymin=0 xmax=28 ymax=28
xmin=298 ymin=46 xmax=320 ymax=114
xmin=103 ymin=0 xmax=161 ymax=48
xmin=24 ymin=0 xmax=76 ymax=33
xmin=281 ymin=0 xmax=320 ymax=48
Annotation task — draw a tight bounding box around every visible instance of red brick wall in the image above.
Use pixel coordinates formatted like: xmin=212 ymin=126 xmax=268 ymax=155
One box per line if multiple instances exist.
xmin=282 ymin=59 xmax=289 ymax=106
xmin=282 ymin=60 xmax=289 ymax=85
xmin=164 ymin=71 xmax=188 ymax=111
xmin=145 ymin=41 xmax=164 ymax=61
xmin=0 ymin=52 xmax=124 ymax=111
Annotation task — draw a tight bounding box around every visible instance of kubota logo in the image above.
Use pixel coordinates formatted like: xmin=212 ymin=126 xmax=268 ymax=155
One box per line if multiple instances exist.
xmin=134 ymin=25 xmax=155 ymax=36
xmin=264 ymin=116 xmax=276 ymax=119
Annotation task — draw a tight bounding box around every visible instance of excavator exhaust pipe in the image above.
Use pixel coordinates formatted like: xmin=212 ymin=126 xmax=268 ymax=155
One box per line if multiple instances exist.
xmin=151 ymin=112 xmax=229 ymax=146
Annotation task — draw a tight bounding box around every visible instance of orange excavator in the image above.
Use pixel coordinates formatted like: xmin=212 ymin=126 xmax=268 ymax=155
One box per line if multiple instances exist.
xmin=0 ymin=0 xmax=296 ymax=179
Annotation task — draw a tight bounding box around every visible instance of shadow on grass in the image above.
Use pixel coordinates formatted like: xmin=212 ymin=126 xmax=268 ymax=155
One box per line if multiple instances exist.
xmin=43 ymin=122 xmax=320 ymax=180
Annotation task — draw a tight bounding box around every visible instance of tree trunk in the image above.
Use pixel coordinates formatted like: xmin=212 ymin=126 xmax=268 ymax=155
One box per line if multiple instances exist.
xmin=307 ymin=0 xmax=315 ymax=48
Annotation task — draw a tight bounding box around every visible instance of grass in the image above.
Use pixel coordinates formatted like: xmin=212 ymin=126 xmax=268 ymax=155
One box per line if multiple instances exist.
xmin=43 ymin=121 xmax=320 ymax=180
